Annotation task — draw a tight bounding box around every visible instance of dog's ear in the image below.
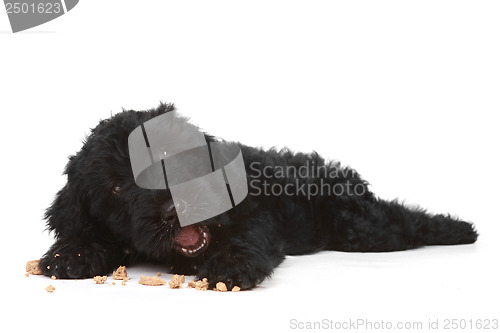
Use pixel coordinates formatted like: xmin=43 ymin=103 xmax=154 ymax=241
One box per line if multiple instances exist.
xmin=45 ymin=152 xmax=90 ymax=238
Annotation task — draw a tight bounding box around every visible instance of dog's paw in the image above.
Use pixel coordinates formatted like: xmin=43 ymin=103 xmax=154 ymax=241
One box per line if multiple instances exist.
xmin=197 ymin=251 xmax=271 ymax=290
xmin=40 ymin=241 xmax=111 ymax=279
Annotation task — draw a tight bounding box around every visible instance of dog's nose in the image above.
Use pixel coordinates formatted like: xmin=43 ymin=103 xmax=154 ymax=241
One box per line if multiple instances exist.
xmin=161 ymin=201 xmax=178 ymax=226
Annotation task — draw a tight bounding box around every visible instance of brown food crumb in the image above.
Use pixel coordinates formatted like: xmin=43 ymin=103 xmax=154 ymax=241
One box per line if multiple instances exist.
xmin=121 ymin=277 xmax=130 ymax=285
xmin=51 ymin=275 xmax=56 ymax=280
xmin=197 ymin=278 xmax=209 ymax=291
xmin=215 ymin=282 xmax=228 ymax=292
xmin=157 ymin=272 xmax=161 ymax=276
xmin=24 ymin=273 xmax=29 ymax=277
xmin=112 ymin=266 xmax=128 ymax=280
xmin=93 ymin=276 xmax=107 ymax=284
xmin=231 ymin=286 xmax=241 ymax=292
xmin=188 ymin=278 xmax=209 ymax=291
xmin=45 ymin=285 xmax=55 ymax=293
xmin=138 ymin=274 xmax=166 ymax=286
xmin=168 ymin=274 xmax=185 ymax=289
xmin=26 ymin=259 xmax=42 ymax=275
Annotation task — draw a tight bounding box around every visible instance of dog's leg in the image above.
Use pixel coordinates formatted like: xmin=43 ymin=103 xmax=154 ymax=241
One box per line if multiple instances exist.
xmin=39 ymin=235 xmax=127 ymax=278
xmin=329 ymin=198 xmax=478 ymax=252
xmin=40 ymin=184 xmax=129 ymax=278
xmin=196 ymin=215 xmax=285 ymax=290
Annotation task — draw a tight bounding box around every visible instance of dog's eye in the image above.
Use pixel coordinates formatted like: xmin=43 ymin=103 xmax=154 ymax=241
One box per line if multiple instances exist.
xmin=112 ymin=185 xmax=122 ymax=196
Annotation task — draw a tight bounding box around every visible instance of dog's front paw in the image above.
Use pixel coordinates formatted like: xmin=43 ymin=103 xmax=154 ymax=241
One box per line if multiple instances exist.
xmin=40 ymin=241 xmax=111 ymax=279
xmin=197 ymin=251 xmax=272 ymax=290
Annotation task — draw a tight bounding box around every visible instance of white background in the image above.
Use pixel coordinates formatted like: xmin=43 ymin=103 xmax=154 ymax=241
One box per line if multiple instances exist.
xmin=1 ymin=1 xmax=499 ymax=332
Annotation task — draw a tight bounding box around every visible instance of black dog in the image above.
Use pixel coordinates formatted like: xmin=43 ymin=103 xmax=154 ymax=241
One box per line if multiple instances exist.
xmin=40 ymin=103 xmax=478 ymax=289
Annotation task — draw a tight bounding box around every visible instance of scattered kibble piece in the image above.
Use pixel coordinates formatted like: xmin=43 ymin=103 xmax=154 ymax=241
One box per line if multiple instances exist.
xmin=93 ymin=276 xmax=107 ymax=284
xmin=215 ymin=282 xmax=227 ymax=292
xmin=45 ymin=285 xmax=55 ymax=293
xmin=26 ymin=260 xmax=42 ymax=275
xmin=138 ymin=274 xmax=166 ymax=286
xmin=112 ymin=266 xmax=128 ymax=280
xmin=168 ymin=274 xmax=185 ymax=289
xmin=188 ymin=278 xmax=209 ymax=291
xmin=232 ymin=286 xmax=241 ymax=292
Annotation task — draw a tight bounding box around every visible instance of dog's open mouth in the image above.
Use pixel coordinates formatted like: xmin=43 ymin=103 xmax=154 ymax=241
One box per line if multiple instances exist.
xmin=174 ymin=225 xmax=210 ymax=257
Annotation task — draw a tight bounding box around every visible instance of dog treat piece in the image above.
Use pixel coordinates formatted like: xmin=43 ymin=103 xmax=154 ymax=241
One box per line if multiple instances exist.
xmin=215 ymin=282 xmax=227 ymax=292
xmin=26 ymin=259 xmax=42 ymax=275
xmin=195 ymin=278 xmax=209 ymax=291
xmin=168 ymin=274 xmax=185 ymax=289
xmin=45 ymin=285 xmax=55 ymax=293
xmin=231 ymin=286 xmax=241 ymax=292
xmin=112 ymin=266 xmax=128 ymax=280
xmin=197 ymin=278 xmax=209 ymax=291
xmin=188 ymin=278 xmax=209 ymax=291
xmin=121 ymin=276 xmax=130 ymax=285
xmin=93 ymin=276 xmax=107 ymax=284
xmin=138 ymin=274 xmax=166 ymax=286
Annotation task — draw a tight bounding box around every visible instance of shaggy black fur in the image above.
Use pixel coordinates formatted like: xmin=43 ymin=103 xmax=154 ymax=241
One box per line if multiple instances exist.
xmin=40 ymin=103 xmax=478 ymax=289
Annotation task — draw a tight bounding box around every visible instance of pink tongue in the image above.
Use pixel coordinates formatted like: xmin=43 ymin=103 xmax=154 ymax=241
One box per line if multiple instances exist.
xmin=176 ymin=226 xmax=201 ymax=247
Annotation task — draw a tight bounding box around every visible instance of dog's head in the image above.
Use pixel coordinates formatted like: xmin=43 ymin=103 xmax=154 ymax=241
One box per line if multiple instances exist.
xmin=56 ymin=103 xmax=216 ymax=260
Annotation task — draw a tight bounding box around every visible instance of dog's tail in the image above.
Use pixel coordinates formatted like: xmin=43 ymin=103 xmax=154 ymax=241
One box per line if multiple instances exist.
xmin=331 ymin=198 xmax=478 ymax=252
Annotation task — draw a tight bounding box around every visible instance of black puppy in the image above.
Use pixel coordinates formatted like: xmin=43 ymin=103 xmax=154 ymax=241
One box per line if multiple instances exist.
xmin=40 ymin=103 xmax=478 ymax=289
